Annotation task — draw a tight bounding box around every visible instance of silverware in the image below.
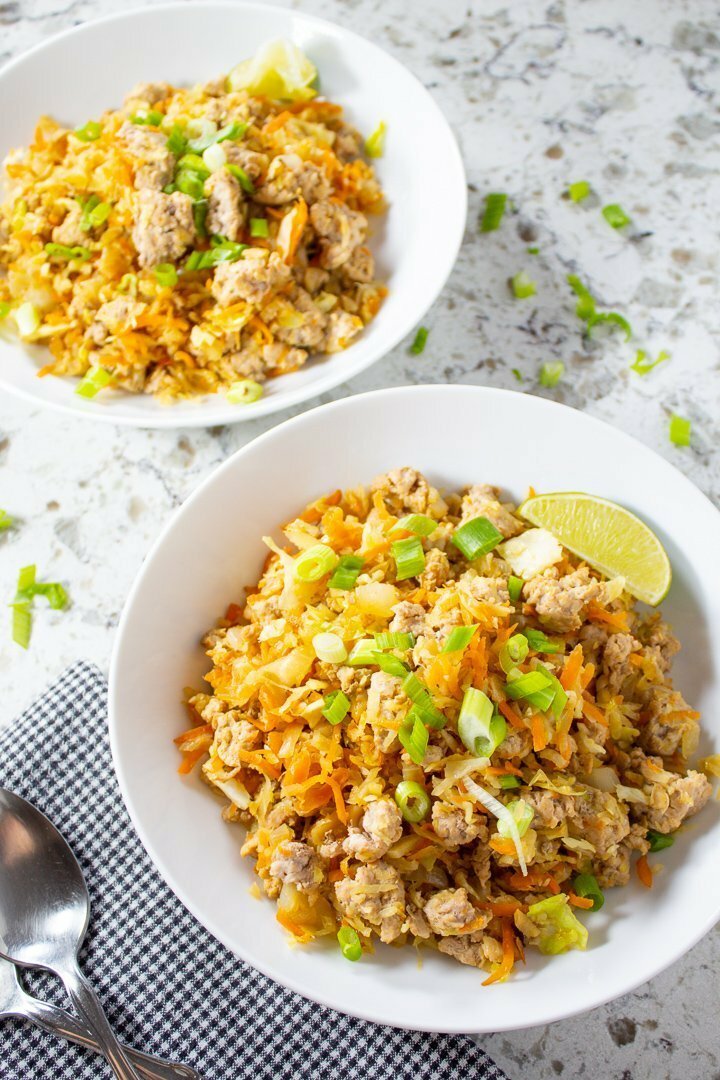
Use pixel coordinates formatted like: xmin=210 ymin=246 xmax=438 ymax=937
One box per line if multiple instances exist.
xmin=0 ymin=788 xmax=189 ymax=1080
xmin=0 ymin=955 xmax=200 ymax=1079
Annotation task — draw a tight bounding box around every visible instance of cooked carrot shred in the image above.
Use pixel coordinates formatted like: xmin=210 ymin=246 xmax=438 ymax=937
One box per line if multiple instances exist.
xmin=560 ymin=645 xmax=584 ymax=690
xmin=636 ymin=854 xmax=653 ymax=888
xmin=482 ymin=918 xmax=516 ymax=986
xmin=568 ymin=892 xmax=595 ymax=910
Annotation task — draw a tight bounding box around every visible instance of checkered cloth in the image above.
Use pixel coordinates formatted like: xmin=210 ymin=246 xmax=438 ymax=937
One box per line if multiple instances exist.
xmin=0 ymin=662 xmax=507 ymax=1080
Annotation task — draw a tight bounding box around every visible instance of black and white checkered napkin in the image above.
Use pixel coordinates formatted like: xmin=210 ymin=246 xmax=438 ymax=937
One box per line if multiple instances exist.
xmin=0 ymin=661 xmax=507 ymax=1080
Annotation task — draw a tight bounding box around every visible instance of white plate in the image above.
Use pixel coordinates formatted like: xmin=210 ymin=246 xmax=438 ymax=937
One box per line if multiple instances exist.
xmin=0 ymin=3 xmax=466 ymax=428
xmin=110 ymin=385 xmax=720 ymax=1032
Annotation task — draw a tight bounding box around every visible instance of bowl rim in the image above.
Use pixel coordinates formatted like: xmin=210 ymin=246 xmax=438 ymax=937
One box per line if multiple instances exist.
xmin=109 ymin=384 xmax=720 ymax=1031
xmin=0 ymin=1 xmax=467 ymax=428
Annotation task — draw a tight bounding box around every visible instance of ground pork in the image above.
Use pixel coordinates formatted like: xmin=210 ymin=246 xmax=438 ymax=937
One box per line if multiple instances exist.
xmin=93 ymin=297 xmax=145 ymax=335
xmin=371 ymin=468 xmax=439 ymax=516
xmin=321 ymin=309 xmax=363 ymax=352
xmin=340 ymin=245 xmax=375 ymax=284
xmin=205 ymin=169 xmax=245 ymax=241
xmin=600 ymin=632 xmax=642 ymax=695
xmin=419 ymin=548 xmax=450 ymax=591
xmin=424 ymin=888 xmax=485 ymax=936
xmin=51 ymin=203 xmax=86 ymax=247
xmin=309 ymin=198 xmax=367 ymax=269
xmin=635 ymin=769 xmax=711 ymax=833
xmin=335 ymin=860 xmax=405 ymax=943
xmin=457 ymin=571 xmax=511 ymax=607
xmin=494 ymin=729 xmax=533 ymax=760
xmin=123 ymin=81 xmax=172 ymax=106
xmin=405 ymin=904 xmax=431 ymax=939
xmin=524 ymin=566 xmax=605 ymax=633
xmin=523 ymin=790 xmax=576 ymax=830
xmin=131 ymin=189 xmax=195 ymax=268
xmin=594 ymin=824 xmax=650 ymax=888
xmin=568 ymin=789 xmax=630 ymax=856
xmin=343 ymin=797 xmax=403 ymax=861
xmin=211 ymin=249 xmax=291 ymax=307
xmin=119 ymin=121 xmax=175 ymax=190
xmin=269 ymin=841 xmax=321 ymax=891
xmin=252 ymin=153 xmax=313 ymax=205
xmin=214 ymin=714 xmax=261 ymax=767
xmin=437 ymin=932 xmax=497 ymax=968
xmin=274 ymin=286 xmax=328 ymax=348
xmin=431 ymin=802 xmax=482 ymax=847
xmin=459 ymin=484 xmax=523 ymax=537
xmin=224 ymin=145 xmax=269 ymax=183
xmin=640 ymin=688 xmax=699 ymax=758
xmin=389 ymin=601 xmax=427 ymax=637
xmin=639 ymin=618 xmax=681 ymax=673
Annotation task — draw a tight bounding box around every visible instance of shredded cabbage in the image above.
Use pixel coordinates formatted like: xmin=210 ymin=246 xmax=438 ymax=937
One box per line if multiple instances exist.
xmin=527 ymin=894 xmax=588 ymax=955
xmin=464 ymin=776 xmax=527 ymax=875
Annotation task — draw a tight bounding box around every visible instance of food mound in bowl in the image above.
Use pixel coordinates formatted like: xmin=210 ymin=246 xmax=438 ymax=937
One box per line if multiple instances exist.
xmin=0 ymin=41 xmax=386 ymax=403
xmin=178 ymin=469 xmax=711 ymax=980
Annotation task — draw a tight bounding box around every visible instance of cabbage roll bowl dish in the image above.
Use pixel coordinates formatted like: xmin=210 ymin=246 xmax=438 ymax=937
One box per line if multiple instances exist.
xmin=110 ymin=387 xmax=720 ymax=1033
xmin=0 ymin=5 xmax=466 ymax=425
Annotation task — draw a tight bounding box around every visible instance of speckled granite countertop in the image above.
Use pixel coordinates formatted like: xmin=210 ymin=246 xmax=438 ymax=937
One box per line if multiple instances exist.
xmin=1 ymin=0 xmax=719 ymax=1075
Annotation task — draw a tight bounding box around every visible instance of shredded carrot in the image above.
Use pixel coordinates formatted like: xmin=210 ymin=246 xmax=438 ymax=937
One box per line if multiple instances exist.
xmin=499 ymin=699 xmax=525 ymax=730
xmin=249 ymin=315 xmax=273 ymax=345
xmin=485 ymin=763 xmax=523 ymax=777
xmin=235 ymin=749 xmax=281 ymax=780
xmin=560 ymin=645 xmax=584 ymax=690
xmin=327 ymin=867 xmax=344 ymax=883
xmin=327 ymin=777 xmax=348 ymax=824
xmin=225 ymin=602 xmax=244 ymax=623
xmin=567 ymin=892 xmax=595 ymax=910
xmin=636 ymin=854 xmax=653 ymax=888
xmin=173 ymin=722 xmax=213 ymax=748
xmin=530 ymin=714 xmax=549 ymax=752
xmin=177 ymin=746 xmax=209 ymax=774
xmin=299 ymin=489 xmax=342 ymax=524
xmin=489 ymin=837 xmax=517 ymax=857
xmin=485 ymin=899 xmax=523 ymax=917
xmin=264 ymin=109 xmax=294 ymax=134
xmin=581 ymin=697 xmax=608 ymax=726
xmin=587 ymin=602 xmax=630 ymax=632
xmin=276 ymin=908 xmax=313 ymax=942
xmin=482 ymin=918 xmax=516 ymax=986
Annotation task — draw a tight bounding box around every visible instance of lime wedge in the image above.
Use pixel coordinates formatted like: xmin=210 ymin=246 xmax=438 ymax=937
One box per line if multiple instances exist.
xmin=227 ymin=40 xmax=318 ymax=101
xmin=518 ymin=492 xmax=671 ymax=606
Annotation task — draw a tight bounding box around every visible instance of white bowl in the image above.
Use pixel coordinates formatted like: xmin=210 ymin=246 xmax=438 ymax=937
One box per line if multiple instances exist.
xmin=0 ymin=3 xmax=466 ymax=428
xmin=110 ymin=386 xmax=720 ymax=1032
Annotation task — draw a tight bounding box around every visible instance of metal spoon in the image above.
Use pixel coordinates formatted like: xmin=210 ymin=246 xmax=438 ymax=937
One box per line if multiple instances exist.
xmin=0 ymin=955 xmax=200 ymax=1079
xmin=0 ymin=788 xmax=164 ymax=1080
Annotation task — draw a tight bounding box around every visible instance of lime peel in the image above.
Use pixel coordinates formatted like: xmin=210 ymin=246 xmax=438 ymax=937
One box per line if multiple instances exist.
xmin=227 ymin=40 xmax=318 ymax=101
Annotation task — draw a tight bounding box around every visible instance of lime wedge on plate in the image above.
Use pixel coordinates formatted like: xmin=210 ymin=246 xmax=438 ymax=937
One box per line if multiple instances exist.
xmin=228 ymin=40 xmax=318 ymax=101
xmin=519 ymin=492 xmax=671 ymax=605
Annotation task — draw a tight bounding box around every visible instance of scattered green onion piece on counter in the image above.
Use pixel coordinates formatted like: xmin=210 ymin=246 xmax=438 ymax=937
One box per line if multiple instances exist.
xmin=0 ymin=510 xmax=13 ymax=530
xmin=451 ymin=516 xmax=503 ymax=561
xmin=166 ymin=126 xmax=188 ymax=156
xmin=16 ymin=565 xmax=36 ymax=597
xmin=511 ymin=271 xmax=537 ymax=299
xmin=250 ymin=217 xmax=269 ymax=238
xmin=322 ymin=690 xmax=350 ymax=727
xmin=374 ymin=631 xmax=415 ymax=651
xmin=14 ymin=302 xmax=40 ymax=339
xmin=499 ymin=633 xmax=529 ymax=674
xmin=573 ymin=872 xmax=605 ymax=911
xmin=630 ymin=349 xmax=669 ymax=375
xmin=669 ymin=414 xmax=691 ymax=447
xmin=498 ymin=798 xmax=533 ymax=839
xmin=74 ymin=121 xmax=102 ymax=142
xmin=0 ymin=301 xmax=10 ymax=320
xmin=398 ymin=711 xmax=429 ymax=764
xmin=337 ymin=925 xmax=362 ymax=961
xmin=45 ymin=242 xmax=91 ymax=263
xmin=11 ymin=603 xmax=31 ymax=649
xmin=527 ymin=246 xmax=540 ymax=255
xmin=505 ymin=669 xmax=553 ymax=701
xmin=586 ymin=311 xmax=632 ymax=341
xmin=409 ymin=326 xmax=429 ymax=355
xmin=313 ymin=632 xmax=347 ymax=664
xmin=480 ymin=192 xmax=507 ymax=232
xmin=394 ymin=780 xmax=431 ymax=824
xmin=568 ymin=180 xmax=591 ymax=203
xmin=226 ymin=163 xmax=255 ymax=194
xmin=328 ymin=555 xmax=364 ymax=590
xmin=523 ymin=628 xmax=562 ymax=654
xmin=498 ymin=774 xmax=521 ymax=790
xmin=511 ymin=368 xmax=524 ymax=382
xmin=391 ymin=537 xmax=425 ymax=581
xmin=154 ymin=263 xmax=178 ymax=287
xmin=375 ymin=653 xmax=410 ymax=678
xmin=33 ymin=582 xmax=68 ymax=610
xmin=364 ymin=120 xmax=387 ymax=158
xmin=75 ymin=366 xmax=111 ymax=399
xmin=508 ymin=575 xmax=524 ymax=602
xmin=347 ymin=638 xmax=378 ymax=667
xmin=566 ymin=275 xmax=596 ymax=320
xmin=441 ymin=624 xmax=478 ymax=654
xmin=132 ymin=110 xmax=163 ymax=126
xmin=391 ymin=513 xmax=437 ymax=538
xmin=602 ymin=203 xmax=631 ymax=229
xmin=216 ymin=120 xmax=248 ymax=143
xmin=293 ymin=542 xmax=339 ymax=582
xmin=647 ymin=829 xmax=675 ymax=853
xmin=539 ymin=361 xmax=564 ymax=388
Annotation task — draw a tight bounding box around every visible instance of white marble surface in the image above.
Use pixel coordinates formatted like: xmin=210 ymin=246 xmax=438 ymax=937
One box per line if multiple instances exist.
xmin=1 ymin=0 xmax=719 ymax=1076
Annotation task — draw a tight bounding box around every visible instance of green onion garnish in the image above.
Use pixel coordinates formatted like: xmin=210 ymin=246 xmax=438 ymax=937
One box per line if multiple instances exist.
xmin=602 ymin=203 xmax=631 ymax=229
xmin=226 ymin=378 xmax=263 ymax=405
xmin=669 ymin=413 xmax=691 ymax=447
xmin=364 ymin=120 xmax=387 ymax=158
xmin=226 ymin=162 xmax=255 ymax=195
xmin=132 ymin=110 xmax=163 ymax=126
xmin=186 ymin=239 xmax=248 ymax=271
xmin=409 ymin=327 xmax=429 ymax=355
xmin=458 ymin=688 xmax=506 ymax=756
xmin=0 ymin=302 xmax=10 ymax=321
xmin=45 ymin=242 xmax=91 ymax=264
xmin=166 ymin=126 xmax=188 ymax=157
xmin=398 ymin=711 xmax=429 ymax=764
xmin=79 ymin=195 xmax=112 ymax=232
xmin=337 ymin=925 xmax=362 ymax=962
xmin=347 ymin=638 xmax=378 ymax=667
xmin=631 ymin=349 xmax=669 ymax=376
xmin=394 ymin=780 xmax=430 ymax=824
xmin=293 ymin=543 xmax=339 ymax=582
xmin=177 ymin=152 xmax=210 ymax=177
xmin=480 ymin=193 xmax=507 ymax=232
xmin=647 ymin=829 xmax=674 ymax=853
xmin=391 ymin=537 xmax=425 ymax=581
xmin=534 ymin=662 xmax=568 ymax=717
xmin=573 ymin=872 xmax=604 ymax=911
xmin=441 ymin=624 xmax=478 ymax=654
xmin=174 ymin=169 xmax=206 ymax=201
xmin=328 ymin=554 xmax=364 ymax=591
xmin=216 ymin=120 xmax=248 ymax=143
xmin=0 ymin=510 xmax=13 ymax=530
xmin=250 ymin=217 xmax=269 ymax=238
xmin=539 ymin=361 xmax=564 ymax=388
xmin=375 ymin=631 xmax=415 ymax=651
xmin=507 ymin=575 xmax=523 ymax=602
xmin=154 ymin=263 xmax=178 ymax=288
xmin=505 ymin=669 xmax=553 ymax=701
xmin=567 ymin=274 xmax=596 ymax=320
xmin=568 ymin=180 xmax=591 ymax=203
xmin=498 ymin=798 xmax=533 ymax=839
xmin=499 ymin=633 xmax=529 ymax=674
xmin=74 ymin=121 xmax=102 ymax=142
xmin=11 ymin=603 xmax=31 ymax=649
xmin=375 ymin=653 xmax=410 ymax=678
xmin=322 ymin=690 xmax=350 ymax=726
xmin=586 ymin=311 xmax=632 ymax=341
xmin=402 ymin=674 xmax=445 ymax=728
xmin=75 ymin=366 xmax=111 ymax=399
xmin=511 ymin=271 xmax=537 ymax=299
xmin=313 ymin=632 xmax=347 ymax=664
xmin=498 ymin=775 xmax=521 ymax=790
xmin=523 ymin=627 xmax=562 ymax=654
xmin=391 ymin=514 xmax=437 ymax=538
xmin=451 ymin=516 xmax=503 ymax=561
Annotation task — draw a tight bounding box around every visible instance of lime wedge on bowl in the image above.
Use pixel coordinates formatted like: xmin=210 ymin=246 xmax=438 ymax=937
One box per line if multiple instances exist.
xmin=519 ymin=492 xmax=672 ymax=605
xmin=227 ymin=39 xmax=318 ymax=101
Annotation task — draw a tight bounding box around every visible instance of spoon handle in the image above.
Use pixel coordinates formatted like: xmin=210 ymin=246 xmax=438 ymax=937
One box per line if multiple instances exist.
xmin=57 ymin=959 xmax=146 ymax=1080
xmin=17 ymin=989 xmax=201 ymax=1080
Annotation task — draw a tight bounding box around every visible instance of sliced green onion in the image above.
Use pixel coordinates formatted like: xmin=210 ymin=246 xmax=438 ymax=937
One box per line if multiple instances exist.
xmin=364 ymin=120 xmax=387 ymax=158
xmin=132 ymin=109 xmax=163 ymax=126
xmin=391 ymin=514 xmax=437 ymax=538
xmin=226 ymin=162 xmax=255 ymax=194
xmin=499 ymin=633 xmax=529 ymax=674
xmin=511 ymin=368 xmax=523 ymax=382
xmin=508 ymin=575 xmax=524 ymax=603
xmin=409 ymin=327 xmax=429 ymax=355
xmin=328 ymin=554 xmax=363 ymax=590
xmin=457 ymin=688 xmax=505 ymax=756
xmin=505 ymin=669 xmax=553 ymax=701
xmin=535 ymin=662 xmax=568 ymax=717
xmin=75 ymin=365 xmax=111 ymax=399
xmin=74 ymin=121 xmax=102 ymax=142
xmin=567 ymin=274 xmax=596 ymax=321
xmin=322 ymin=690 xmax=350 ymax=726
xmin=394 ymin=780 xmax=430 ymax=824
xmin=193 ymin=199 xmax=209 ymax=239
xmin=177 ymin=152 xmax=211 ymax=177
xmin=154 ymin=263 xmax=178 ymax=287
xmin=312 ymin=632 xmax=347 ymax=664
xmin=480 ymin=192 xmax=507 ymax=232
xmin=498 ymin=798 xmax=533 ymax=839
xmin=347 ymin=638 xmax=378 ymax=667
xmin=523 ymin=628 xmax=562 ymax=654
xmin=402 ymin=674 xmax=445 ymax=728
xmin=391 ymin=537 xmax=425 ymax=581
xmin=32 ymin=582 xmax=68 ymax=610
xmin=14 ymin=302 xmax=40 ymax=339
xmin=527 ymin=246 xmax=540 ymax=255
xmin=11 ymin=603 xmax=31 ymax=649
xmin=175 ymin=170 xmax=206 ymax=201
xmin=647 ymin=829 xmax=675 ymax=853
xmin=630 ymin=349 xmax=669 ymax=376
xmin=45 ymin=242 xmax=91 ymax=263
xmin=568 ymin=180 xmax=591 ymax=203
xmin=498 ymin=774 xmax=521 ymax=790
xmin=166 ymin=125 xmax=188 ymax=157
xmin=0 ymin=302 xmax=10 ymax=321
xmin=185 ymin=238 xmax=247 ymax=270
xmin=573 ymin=872 xmax=604 ymax=911
xmin=586 ymin=311 xmax=632 ymax=341
xmin=511 ymin=271 xmax=537 ymax=299
xmin=398 ymin=711 xmax=429 ymax=764
xmin=375 ymin=631 xmax=415 ymax=651
xmin=669 ymin=413 xmax=691 ymax=447
xmin=79 ymin=195 xmax=112 ymax=232
xmin=250 ymin=217 xmax=269 ymax=238
xmin=602 ymin=203 xmax=631 ymax=229
xmin=293 ymin=542 xmax=338 ymax=582
xmin=216 ymin=120 xmax=248 ymax=143
xmin=441 ymin=624 xmax=478 ymax=654
xmin=337 ymin=925 xmax=362 ymax=961
xmin=539 ymin=361 xmax=564 ymax=388
xmin=451 ymin=516 xmax=503 ymax=561
xmin=16 ymin=565 xmax=36 ymax=596
xmin=226 ymin=379 xmax=263 ymax=405
xmin=375 ymin=653 xmax=410 ymax=678
xmin=0 ymin=510 xmax=13 ymax=530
